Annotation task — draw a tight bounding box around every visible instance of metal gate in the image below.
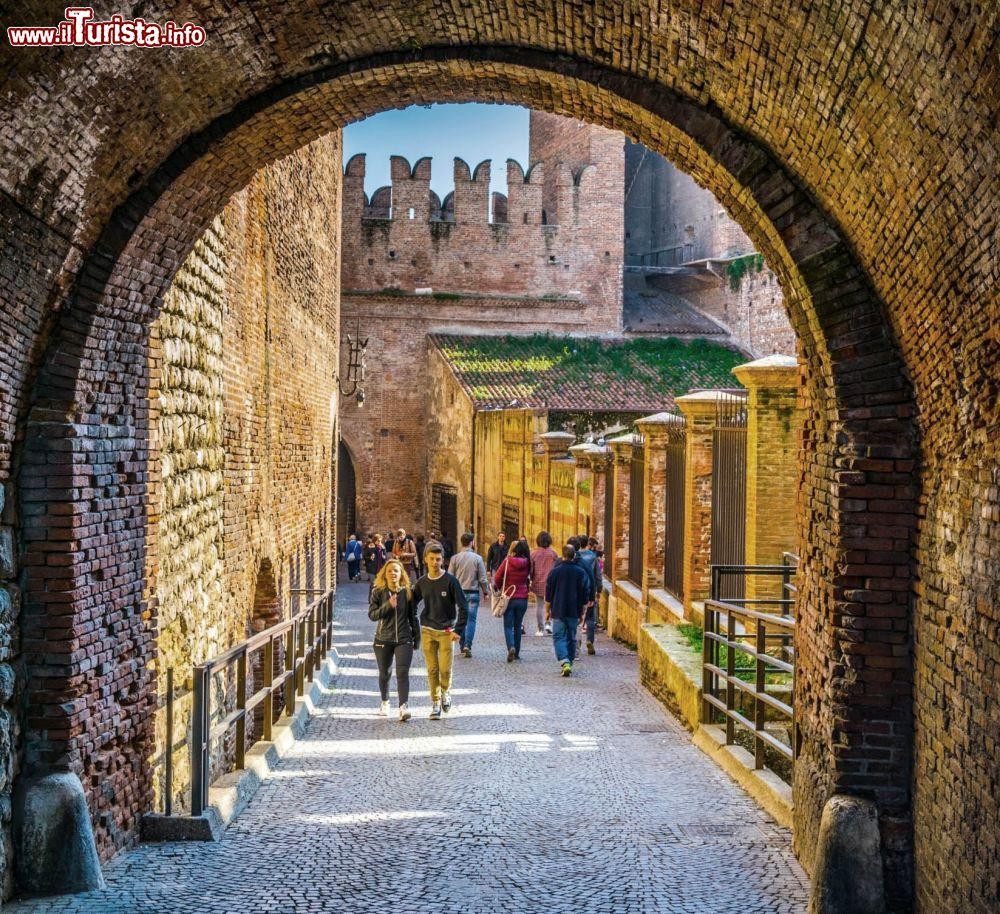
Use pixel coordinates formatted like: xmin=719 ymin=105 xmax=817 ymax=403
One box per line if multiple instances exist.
xmin=663 ymin=419 xmax=686 ymax=599
xmin=710 ymin=393 xmax=748 ymax=600
xmin=501 ymin=499 xmax=520 ymax=542
xmin=602 ymin=466 xmax=614 ymax=549
xmin=431 ymin=483 xmax=458 ymax=546
xmin=627 ymin=442 xmax=645 ymax=586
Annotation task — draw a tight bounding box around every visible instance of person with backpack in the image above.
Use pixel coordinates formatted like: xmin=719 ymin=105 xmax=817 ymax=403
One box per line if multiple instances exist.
xmin=494 ymin=539 xmax=532 ymax=663
xmin=393 ymin=527 xmax=418 ymax=579
xmin=529 ymin=531 xmax=559 ymax=636
xmin=344 ymin=534 xmax=363 ymax=582
xmin=574 ymin=534 xmax=604 ymax=655
xmin=544 ymin=543 xmax=594 ymax=677
xmin=411 ymin=542 xmax=468 ymax=719
xmin=368 ymin=558 xmax=420 ymax=722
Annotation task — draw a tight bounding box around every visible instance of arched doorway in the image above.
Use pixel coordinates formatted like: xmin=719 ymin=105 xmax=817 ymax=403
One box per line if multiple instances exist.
xmin=4 ymin=14 xmax=992 ymax=908
xmin=337 ymin=439 xmax=359 ymax=544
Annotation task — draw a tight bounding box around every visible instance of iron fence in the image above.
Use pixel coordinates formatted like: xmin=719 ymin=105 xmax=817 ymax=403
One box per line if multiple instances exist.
xmin=710 ymin=392 xmax=747 ymax=600
xmin=663 ymin=419 xmax=686 ymax=599
xmin=189 ymin=587 xmax=335 ymax=816
xmin=603 ymin=465 xmax=614 ymax=550
xmin=627 ymin=442 xmax=645 ymax=586
xmin=702 ymin=557 xmax=799 ymax=776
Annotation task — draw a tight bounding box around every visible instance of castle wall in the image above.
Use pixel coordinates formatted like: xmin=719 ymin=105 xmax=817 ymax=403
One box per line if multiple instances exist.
xmin=341 ymin=152 xmax=623 ymax=333
xmin=684 ymin=267 xmax=797 ymax=357
xmin=147 ymin=133 xmax=341 ymax=815
xmin=624 ymin=139 xmax=754 ymax=265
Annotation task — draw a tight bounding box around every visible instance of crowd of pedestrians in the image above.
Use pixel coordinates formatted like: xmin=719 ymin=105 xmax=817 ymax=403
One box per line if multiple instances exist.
xmin=344 ymin=526 xmax=605 ymax=719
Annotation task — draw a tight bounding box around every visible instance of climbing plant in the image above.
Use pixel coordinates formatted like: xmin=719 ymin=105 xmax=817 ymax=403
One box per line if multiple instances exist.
xmin=725 ymin=253 xmax=764 ymax=292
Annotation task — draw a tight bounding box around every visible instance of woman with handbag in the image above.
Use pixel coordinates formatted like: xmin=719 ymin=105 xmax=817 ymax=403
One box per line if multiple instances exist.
xmin=493 ymin=539 xmax=532 ymax=663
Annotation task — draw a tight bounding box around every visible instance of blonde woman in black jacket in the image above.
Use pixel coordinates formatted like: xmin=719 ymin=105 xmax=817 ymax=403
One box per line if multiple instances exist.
xmin=368 ymin=558 xmax=420 ymax=722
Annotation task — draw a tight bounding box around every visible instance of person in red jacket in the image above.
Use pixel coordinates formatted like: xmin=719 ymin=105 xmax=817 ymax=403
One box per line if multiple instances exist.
xmin=494 ymin=539 xmax=532 ymax=663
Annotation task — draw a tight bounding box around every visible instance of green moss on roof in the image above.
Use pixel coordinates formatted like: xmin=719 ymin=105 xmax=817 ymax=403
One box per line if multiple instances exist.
xmin=431 ymin=333 xmax=746 ymax=411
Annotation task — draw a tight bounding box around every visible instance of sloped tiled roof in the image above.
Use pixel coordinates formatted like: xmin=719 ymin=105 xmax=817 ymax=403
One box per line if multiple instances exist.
xmin=430 ymin=334 xmax=746 ymax=412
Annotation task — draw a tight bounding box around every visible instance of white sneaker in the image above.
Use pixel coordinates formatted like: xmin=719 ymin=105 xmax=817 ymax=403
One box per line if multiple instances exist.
xmin=441 ymin=691 xmax=452 ymax=713
xmin=399 ymin=703 xmax=411 ymax=722
xmin=534 ymin=629 xmax=545 ymax=637
xmin=429 ymin=702 xmax=441 ymax=720
xmin=379 ymin=700 xmax=390 ymax=716
xmin=545 ymin=623 xmax=552 ymax=633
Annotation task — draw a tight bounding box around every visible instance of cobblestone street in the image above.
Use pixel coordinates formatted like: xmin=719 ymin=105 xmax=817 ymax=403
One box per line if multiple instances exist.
xmin=11 ymin=583 xmax=809 ymax=913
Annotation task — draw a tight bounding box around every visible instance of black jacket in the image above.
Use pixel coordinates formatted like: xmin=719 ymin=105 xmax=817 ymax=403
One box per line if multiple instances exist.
xmin=411 ymin=572 xmax=469 ymax=635
xmin=486 ymin=540 xmax=510 ymax=573
xmin=368 ymin=586 xmax=420 ymax=645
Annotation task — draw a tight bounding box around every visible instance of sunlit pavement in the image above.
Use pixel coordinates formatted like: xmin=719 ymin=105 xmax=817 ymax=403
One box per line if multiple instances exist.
xmin=10 ymin=581 xmax=809 ymax=913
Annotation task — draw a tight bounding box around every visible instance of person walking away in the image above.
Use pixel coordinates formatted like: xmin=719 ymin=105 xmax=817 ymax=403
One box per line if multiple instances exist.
xmin=411 ymin=543 xmax=468 ymax=719
xmin=363 ymin=536 xmax=380 ymax=582
xmin=529 ymin=531 xmax=558 ymax=636
xmin=393 ymin=528 xmax=418 ymax=579
xmin=368 ymin=558 xmax=420 ymax=721
xmin=575 ymin=534 xmax=604 ymax=655
xmin=344 ymin=534 xmax=363 ymax=582
xmin=414 ymin=533 xmax=426 ymax=577
xmin=494 ymin=539 xmax=531 ymax=663
xmin=447 ymin=532 xmax=490 ymax=657
xmin=486 ymin=532 xmax=509 ymax=575
xmin=439 ymin=532 xmax=455 ymax=569
xmin=545 ymin=544 xmax=593 ymax=676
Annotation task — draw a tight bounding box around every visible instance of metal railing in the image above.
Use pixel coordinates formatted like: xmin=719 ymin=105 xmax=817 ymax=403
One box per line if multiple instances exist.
xmin=702 ymin=558 xmax=799 ymax=773
xmin=189 ymin=587 xmax=336 ymax=816
xmin=627 ymin=443 xmax=645 ymax=586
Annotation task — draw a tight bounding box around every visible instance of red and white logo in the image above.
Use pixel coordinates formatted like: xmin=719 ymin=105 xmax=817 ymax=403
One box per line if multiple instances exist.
xmin=7 ymin=7 xmax=206 ymax=47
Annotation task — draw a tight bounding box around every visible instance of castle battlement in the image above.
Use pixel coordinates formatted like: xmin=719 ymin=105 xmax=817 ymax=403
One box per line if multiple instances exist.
xmin=343 ymin=153 xmax=605 ymax=227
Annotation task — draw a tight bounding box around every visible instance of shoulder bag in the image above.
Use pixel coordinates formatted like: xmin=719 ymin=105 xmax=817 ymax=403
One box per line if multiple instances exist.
xmin=491 ymin=557 xmax=516 ymax=617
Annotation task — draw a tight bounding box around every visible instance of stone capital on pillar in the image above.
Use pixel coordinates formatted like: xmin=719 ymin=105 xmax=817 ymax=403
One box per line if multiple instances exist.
xmin=731 ymin=354 xmax=800 ymax=393
xmin=675 ymin=389 xmax=733 ymax=422
xmin=635 ymin=411 xmax=684 ymax=447
xmin=571 ymin=443 xmax=612 ymax=472
xmin=538 ymin=430 xmax=576 ymax=457
xmin=608 ymin=432 xmax=641 ymax=466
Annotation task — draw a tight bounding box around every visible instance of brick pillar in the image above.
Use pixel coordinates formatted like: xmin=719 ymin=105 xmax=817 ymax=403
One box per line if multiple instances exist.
xmin=539 ymin=431 xmax=574 ymax=520
xmin=606 ymin=434 xmax=640 ymax=583
xmin=731 ymin=356 xmax=802 ymax=603
xmin=569 ymin=443 xmax=596 ymax=537
xmin=634 ymin=412 xmax=684 ymax=604
xmin=581 ymin=445 xmax=612 ymax=550
xmin=675 ymin=391 xmax=730 ymax=621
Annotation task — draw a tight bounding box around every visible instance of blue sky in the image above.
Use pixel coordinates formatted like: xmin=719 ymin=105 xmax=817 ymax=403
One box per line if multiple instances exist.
xmin=343 ymin=103 xmax=529 ymax=199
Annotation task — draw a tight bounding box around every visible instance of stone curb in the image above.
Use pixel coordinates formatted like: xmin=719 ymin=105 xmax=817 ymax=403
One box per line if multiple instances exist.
xmin=693 ymin=723 xmax=793 ymax=829
xmin=141 ymin=649 xmax=340 ymax=842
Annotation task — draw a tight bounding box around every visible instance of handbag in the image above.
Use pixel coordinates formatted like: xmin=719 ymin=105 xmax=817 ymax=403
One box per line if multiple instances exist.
xmin=491 ymin=557 xmax=516 ymax=617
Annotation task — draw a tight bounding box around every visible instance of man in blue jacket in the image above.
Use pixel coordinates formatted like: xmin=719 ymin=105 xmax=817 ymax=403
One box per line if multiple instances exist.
xmin=544 ymin=544 xmax=593 ymax=677
xmin=574 ymin=535 xmax=604 ymax=655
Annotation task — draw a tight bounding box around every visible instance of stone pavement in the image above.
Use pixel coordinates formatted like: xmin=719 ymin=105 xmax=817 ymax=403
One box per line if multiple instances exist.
xmin=10 ymin=582 xmax=809 ymax=913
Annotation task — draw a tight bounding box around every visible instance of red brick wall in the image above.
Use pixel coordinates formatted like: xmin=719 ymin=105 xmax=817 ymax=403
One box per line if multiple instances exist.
xmin=686 ymin=268 xmax=797 ymax=357
xmin=341 ymin=152 xmax=623 ymax=332
xmin=339 ymin=291 xmax=590 ymax=535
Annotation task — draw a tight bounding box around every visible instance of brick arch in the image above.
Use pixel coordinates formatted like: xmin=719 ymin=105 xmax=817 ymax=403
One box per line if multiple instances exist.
xmin=13 ymin=47 xmax=927 ymax=908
